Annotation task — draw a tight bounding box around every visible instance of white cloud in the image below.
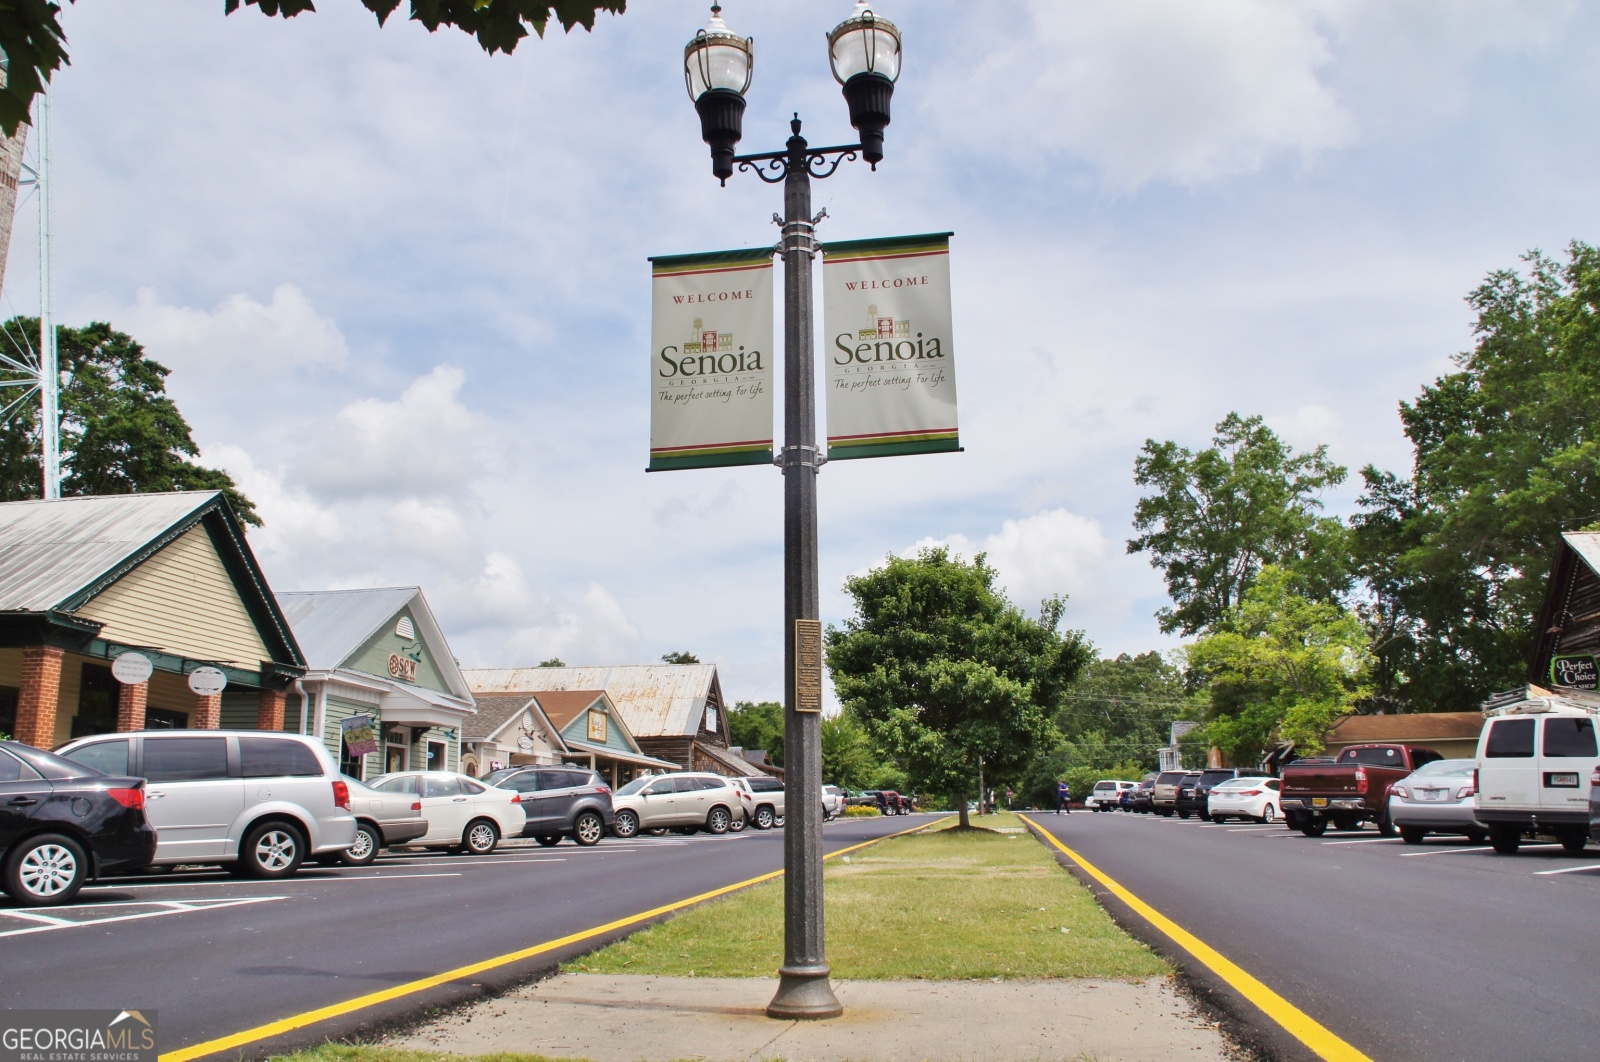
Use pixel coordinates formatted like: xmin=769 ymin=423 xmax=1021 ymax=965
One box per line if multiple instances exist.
xmin=119 ymin=284 xmax=347 ymax=377
xmin=1266 ymin=404 xmax=1344 ymax=455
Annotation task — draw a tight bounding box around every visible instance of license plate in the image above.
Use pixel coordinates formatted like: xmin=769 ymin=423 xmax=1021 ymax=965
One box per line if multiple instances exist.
xmin=1312 ymin=797 xmax=1328 ymax=808
xmin=1547 ymin=772 xmax=1580 ymax=788
xmin=1418 ymin=789 xmax=1447 ymax=801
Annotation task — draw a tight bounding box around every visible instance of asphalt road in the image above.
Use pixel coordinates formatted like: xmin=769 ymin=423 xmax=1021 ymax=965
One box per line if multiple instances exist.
xmin=1 ymin=813 xmax=934 ymax=1059
xmin=1031 ymin=810 xmax=1600 ymax=1062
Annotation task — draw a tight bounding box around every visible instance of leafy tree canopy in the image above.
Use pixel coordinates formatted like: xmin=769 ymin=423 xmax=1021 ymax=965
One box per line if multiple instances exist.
xmin=726 ymin=700 xmax=783 ymax=767
xmin=1354 ymin=243 xmax=1600 ymax=711
xmin=1129 ymin=412 xmax=1349 ymax=636
xmin=0 ymin=317 xmax=258 ymax=524
xmin=537 ymin=657 xmax=565 ymax=667
xmin=819 ymin=713 xmax=880 ymax=790
xmin=660 ymin=650 xmax=699 ymax=664
xmin=0 ymin=1 xmax=626 ymax=137
xmin=1185 ymin=565 xmax=1373 ymax=764
xmin=825 ymin=547 xmax=1093 ymax=827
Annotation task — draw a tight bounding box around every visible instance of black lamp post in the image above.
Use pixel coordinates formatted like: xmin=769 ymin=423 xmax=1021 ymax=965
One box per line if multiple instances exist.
xmin=682 ymin=1 xmax=901 ymax=1022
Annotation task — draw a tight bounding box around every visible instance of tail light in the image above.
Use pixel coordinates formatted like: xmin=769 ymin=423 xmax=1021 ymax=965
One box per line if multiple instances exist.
xmin=1456 ymin=785 xmax=1475 ymax=800
xmin=595 ymin=786 xmax=611 ymax=794
xmin=1354 ymin=768 xmax=1368 ymax=794
xmin=1238 ymin=789 xmax=1262 ymax=797
xmin=411 ymin=802 xmax=422 ymax=811
xmin=107 ymin=787 xmax=144 ymax=810
xmin=510 ymin=793 xmax=522 ymax=804
xmin=1391 ymin=785 xmax=1409 ymax=800
xmin=332 ymin=779 xmax=351 ymax=811
xmin=1591 ymin=767 xmax=1600 ymax=786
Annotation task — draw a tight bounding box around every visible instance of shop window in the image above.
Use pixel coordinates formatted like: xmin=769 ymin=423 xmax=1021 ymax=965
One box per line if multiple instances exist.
xmin=146 ymin=708 xmax=188 ymax=730
xmin=427 ymin=741 xmax=446 ymax=771
xmin=0 ymin=685 xmax=18 ymax=737
xmin=340 ymin=745 xmax=366 ymax=781
xmin=71 ymin=664 xmax=118 ymax=738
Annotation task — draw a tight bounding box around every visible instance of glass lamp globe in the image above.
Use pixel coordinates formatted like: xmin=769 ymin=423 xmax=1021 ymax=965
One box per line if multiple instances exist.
xmin=685 ymin=5 xmax=753 ymax=184
xmin=827 ymin=1 xmax=900 ymax=165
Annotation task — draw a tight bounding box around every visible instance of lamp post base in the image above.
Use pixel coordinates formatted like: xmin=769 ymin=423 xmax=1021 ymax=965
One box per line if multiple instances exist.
xmin=766 ymin=964 xmax=843 ymax=1019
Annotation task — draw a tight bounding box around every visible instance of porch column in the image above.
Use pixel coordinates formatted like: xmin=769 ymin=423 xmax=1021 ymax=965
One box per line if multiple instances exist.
xmin=116 ymin=681 xmax=148 ymax=732
xmin=15 ymin=646 xmax=64 ymax=748
xmin=257 ymin=689 xmax=286 ymax=731
xmin=194 ymin=692 xmax=222 ymax=729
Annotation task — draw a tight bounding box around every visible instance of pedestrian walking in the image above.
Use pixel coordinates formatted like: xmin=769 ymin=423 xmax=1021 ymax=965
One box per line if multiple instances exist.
xmin=1057 ymin=779 xmax=1070 ymax=814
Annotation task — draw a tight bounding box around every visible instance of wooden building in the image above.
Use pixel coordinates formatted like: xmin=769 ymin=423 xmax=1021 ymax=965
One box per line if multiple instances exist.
xmin=1529 ymin=532 xmax=1600 ymax=694
xmin=0 ymin=492 xmax=305 ymax=746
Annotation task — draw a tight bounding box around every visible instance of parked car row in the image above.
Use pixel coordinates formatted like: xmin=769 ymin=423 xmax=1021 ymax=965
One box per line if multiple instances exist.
xmin=0 ymin=726 xmax=825 ymax=907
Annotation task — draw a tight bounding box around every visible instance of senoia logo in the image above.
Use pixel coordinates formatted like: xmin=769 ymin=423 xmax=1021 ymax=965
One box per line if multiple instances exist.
xmin=833 ymin=331 xmax=945 ymax=365
xmin=659 ymin=345 xmax=765 ymax=378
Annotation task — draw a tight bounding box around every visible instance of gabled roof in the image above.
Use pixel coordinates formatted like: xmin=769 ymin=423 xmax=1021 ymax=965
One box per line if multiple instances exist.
xmin=1565 ymin=532 xmax=1600 ymax=576
xmin=1326 ymin=712 xmax=1484 ymax=744
xmin=463 ymin=664 xmax=720 ymax=739
xmin=0 ymin=491 xmax=303 ymax=668
xmin=463 ymin=692 xmax=566 ymax=747
xmin=533 ymin=690 xmax=607 ymax=732
xmin=277 ymin=586 xmax=473 ymax=703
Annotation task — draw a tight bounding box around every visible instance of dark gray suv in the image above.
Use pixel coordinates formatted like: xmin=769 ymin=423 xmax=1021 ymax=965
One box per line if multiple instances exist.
xmin=485 ymin=766 xmax=614 ymax=846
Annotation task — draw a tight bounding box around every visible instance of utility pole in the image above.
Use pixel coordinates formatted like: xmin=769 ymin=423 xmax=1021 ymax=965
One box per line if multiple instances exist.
xmin=38 ymin=83 xmax=59 ymax=500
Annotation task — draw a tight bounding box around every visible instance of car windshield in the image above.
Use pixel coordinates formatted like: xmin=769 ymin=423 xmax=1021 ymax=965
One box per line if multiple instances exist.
xmin=1213 ymin=778 xmax=1258 ymax=790
xmin=615 ymin=777 xmax=652 ymax=796
xmin=1411 ymin=758 xmax=1474 ymax=777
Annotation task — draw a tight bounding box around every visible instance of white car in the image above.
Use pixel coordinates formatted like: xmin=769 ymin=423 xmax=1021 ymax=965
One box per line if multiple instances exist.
xmin=822 ymin=785 xmax=847 ymax=820
xmin=1206 ymin=776 xmax=1283 ymax=823
xmin=1475 ymin=692 xmax=1599 ymax=854
xmin=1085 ymin=780 xmax=1137 ymax=811
xmin=730 ymin=774 xmax=786 ymax=829
xmin=611 ymin=772 xmax=745 ymax=837
xmin=368 ymin=771 xmax=525 ymax=854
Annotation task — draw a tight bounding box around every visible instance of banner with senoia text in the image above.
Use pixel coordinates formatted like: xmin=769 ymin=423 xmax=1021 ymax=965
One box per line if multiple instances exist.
xmin=649 ymin=248 xmax=774 ymax=471
xmin=822 ymin=232 xmax=959 ymax=460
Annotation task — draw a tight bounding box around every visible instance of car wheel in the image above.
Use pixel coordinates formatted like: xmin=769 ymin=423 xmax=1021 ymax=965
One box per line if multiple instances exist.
xmin=706 ymin=806 xmax=732 ymax=834
xmin=4 ymin=833 xmax=88 ymax=906
xmin=340 ymin=822 xmax=381 ymax=867
xmin=1467 ymin=829 xmax=1489 ymax=844
xmin=534 ymin=834 xmax=562 ymax=847
xmin=242 ymin=821 xmax=306 ymax=879
xmin=1177 ymin=809 xmax=1191 ymax=820
xmin=1259 ymin=805 xmax=1276 ymax=825
xmin=462 ymin=819 xmax=499 ymax=855
xmin=729 ymin=816 xmax=747 ymax=833
xmin=1488 ymin=823 xmax=1521 ymax=854
xmin=613 ymin=809 xmax=640 ymax=839
xmin=1400 ymin=826 xmax=1426 ymax=845
xmin=1376 ymin=812 xmax=1399 ymax=838
xmin=1300 ymin=818 xmax=1328 ymax=837
xmin=754 ymin=805 xmax=776 ymax=830
xmin=573 ymin=811 xmax=605 ymax=847
xmin=1561 ymin=829 xmax=1587 ymax=855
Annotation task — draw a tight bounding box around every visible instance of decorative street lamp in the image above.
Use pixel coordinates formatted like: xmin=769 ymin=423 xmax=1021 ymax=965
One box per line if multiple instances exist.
xmin=682 ymin=1 xmax=902 ymax=1023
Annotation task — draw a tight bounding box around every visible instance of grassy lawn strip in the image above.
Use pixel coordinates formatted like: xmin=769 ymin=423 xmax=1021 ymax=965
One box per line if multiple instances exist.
xmin=266 ymin=1047 xmax=589 ymax=1062
xmin=567 ymin=817 xmax=1167 ymax=981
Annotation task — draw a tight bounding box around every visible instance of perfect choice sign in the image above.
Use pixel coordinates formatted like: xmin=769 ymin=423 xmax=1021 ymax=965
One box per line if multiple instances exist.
xmin=1551 ymin=653 xmax=1599 ymax=691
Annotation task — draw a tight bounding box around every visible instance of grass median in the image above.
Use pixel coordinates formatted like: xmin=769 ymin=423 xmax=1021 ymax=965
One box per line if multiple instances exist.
xmin=566 ymin=814 xmax=1166 ymax=981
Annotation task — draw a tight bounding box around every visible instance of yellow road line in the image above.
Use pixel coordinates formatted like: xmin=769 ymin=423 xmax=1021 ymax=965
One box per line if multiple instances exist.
xmin=160 ymin=816 xmax=948 ymax=1062
xmin=1017 ymin=813 xmax=1372 ymax=1062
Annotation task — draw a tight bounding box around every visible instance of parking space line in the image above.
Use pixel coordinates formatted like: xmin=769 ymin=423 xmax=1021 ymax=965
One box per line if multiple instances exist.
xmin=1018 ymin=813 xmax=1371 ymax=1062
xmin=159 ymin=815 xmax=950 ymax=1062
xmin=86 ymin=872 xmax=462 ymax=892
xmin=1398 ymin=846 xmax=1493 ymax=858
xmin=1532 ymin=863 xmax=1600 ymax=876
xmin=1320 ymin=838 xmax=1400 ymax=846
xmin=0 ymin=896 xmax=284 ymax=938
xmin=1227 ymin=827 xmax=1280 ymax=833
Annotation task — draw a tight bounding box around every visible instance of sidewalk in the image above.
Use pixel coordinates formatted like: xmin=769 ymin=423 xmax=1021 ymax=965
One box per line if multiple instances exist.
xmin=394 ymin=973 xmax=1234 ymax=1062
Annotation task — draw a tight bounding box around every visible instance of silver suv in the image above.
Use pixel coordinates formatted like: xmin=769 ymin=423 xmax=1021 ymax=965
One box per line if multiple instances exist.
xmin=732 ymin=774 xmax=786 ymax=829
xmin=57 ymin=730 xmax=358 ymax=878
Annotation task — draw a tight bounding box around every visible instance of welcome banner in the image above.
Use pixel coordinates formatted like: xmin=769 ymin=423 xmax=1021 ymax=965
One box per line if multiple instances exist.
xmin=822 ymin=233 xmax=959 ymax=460
xmin=649 ymin=248 xmax=775 ymax=471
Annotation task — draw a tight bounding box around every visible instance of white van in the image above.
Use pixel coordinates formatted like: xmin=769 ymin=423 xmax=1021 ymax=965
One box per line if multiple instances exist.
xmin=1474 ymin=688 xmax=1600 ymax=854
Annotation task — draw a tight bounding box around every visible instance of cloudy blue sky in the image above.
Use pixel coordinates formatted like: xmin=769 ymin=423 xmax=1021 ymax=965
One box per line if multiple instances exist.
xmin=6 ymin=1 xmax=1599 ymax=704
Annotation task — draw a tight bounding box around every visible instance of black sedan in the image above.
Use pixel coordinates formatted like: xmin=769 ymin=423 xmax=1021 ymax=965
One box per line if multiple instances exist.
xmin=1 ymin=740 xmax=157 ymax=906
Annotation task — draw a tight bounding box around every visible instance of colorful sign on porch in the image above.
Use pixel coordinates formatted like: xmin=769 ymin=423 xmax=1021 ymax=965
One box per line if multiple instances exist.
xmin=341 ymin=714 xmax=379 ymax=758
xmin=1551 ymin=653 xmax=1599 ymax=691
xmin=822 ymin=233 xmax=959 ymax=460
xmin=649 ymin=247 xmax=775 ymax=471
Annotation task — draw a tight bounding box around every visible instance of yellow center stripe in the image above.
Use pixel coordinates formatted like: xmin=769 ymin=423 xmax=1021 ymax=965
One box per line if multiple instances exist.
xmin=1016 ymin=814 xmax=1372 ymax=1062
xmin=159 ymin=816 xmax=951 ymax=1062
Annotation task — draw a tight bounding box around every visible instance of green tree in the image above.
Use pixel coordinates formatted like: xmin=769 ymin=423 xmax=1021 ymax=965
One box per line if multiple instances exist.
xmin=0 ymin=1 xmax=626 ymax=136
xmin=537 ymin=657 xmax=565 ymax=667
xmin=1185 ymin=565 xmax=1373 ymax=764
xmin=819 ymin=713 xmax=880 ymax=790
xmin=825 ymin=547 xmax=1093 ymax=828
xmin=1129 ymin=413 xmax=1349 ymax=636
xmin=0 ymin=318 xmax=258 ymax=523
xmin=1353 ymin=243 xmax=1600 ymax=711
xmin=1056 ymin=651 xmax=1184 ymax=763
xmin=726 ymin=700 xmax=784 ymax=767
xmin=660 ymin=651 xmax=700 ymax=664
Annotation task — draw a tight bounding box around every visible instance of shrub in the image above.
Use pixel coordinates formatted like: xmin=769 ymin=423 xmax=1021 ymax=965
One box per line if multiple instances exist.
xmin=843 ymin=805 xmax=880 ymax=817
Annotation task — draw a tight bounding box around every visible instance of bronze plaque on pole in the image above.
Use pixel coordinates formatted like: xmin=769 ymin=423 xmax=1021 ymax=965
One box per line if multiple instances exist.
xmin=794 ymin=619 xmax=823 ymax=713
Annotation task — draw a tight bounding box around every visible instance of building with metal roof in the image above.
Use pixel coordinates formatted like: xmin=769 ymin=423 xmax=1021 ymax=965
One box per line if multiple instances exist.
xmin=275 ymin=587 xmax=474 ymax=778
xmin=0 ymin=491 xmax=304 ymax=747
xmin=460 ymin=689 xmax=679 ymax=785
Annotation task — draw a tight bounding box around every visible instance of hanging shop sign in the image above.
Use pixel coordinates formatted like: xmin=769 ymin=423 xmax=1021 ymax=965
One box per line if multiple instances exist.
xmin=388 ymin=652 xmax=419 ymax=682
xmin=187 ymin=666 xmax=227 ymax=696
xmin=822 ymin=232 xmax=959 ymax=460
xmin=1551 ymin=653 xmax=1600 ymax=691
xmin=341 ymin=714 xmax=379 ymax=758
xmin=649 ymin=247 xmax=775 ymax=471
xmin=111 ymin=652 xmax=153 ymax=685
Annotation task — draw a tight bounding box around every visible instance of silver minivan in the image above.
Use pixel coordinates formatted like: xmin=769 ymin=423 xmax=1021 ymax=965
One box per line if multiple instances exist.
xmin=57 ymin=730 xmax=358 ymax=877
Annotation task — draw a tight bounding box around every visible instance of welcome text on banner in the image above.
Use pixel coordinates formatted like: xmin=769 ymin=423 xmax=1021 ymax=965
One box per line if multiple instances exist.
xmin=822 ymin=232 xmax=959 ymax=461
xmin=649 ymin=248 xmax=775 ymax=472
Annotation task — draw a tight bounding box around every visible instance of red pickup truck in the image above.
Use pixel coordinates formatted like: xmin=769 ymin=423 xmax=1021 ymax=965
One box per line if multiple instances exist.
xmin=1279 ymin=743 xmax=1443 ymax=837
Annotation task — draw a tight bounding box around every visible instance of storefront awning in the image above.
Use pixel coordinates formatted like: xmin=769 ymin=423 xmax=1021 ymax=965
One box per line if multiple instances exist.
xmin=563 ymin=739 xmax=681 ymax=771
